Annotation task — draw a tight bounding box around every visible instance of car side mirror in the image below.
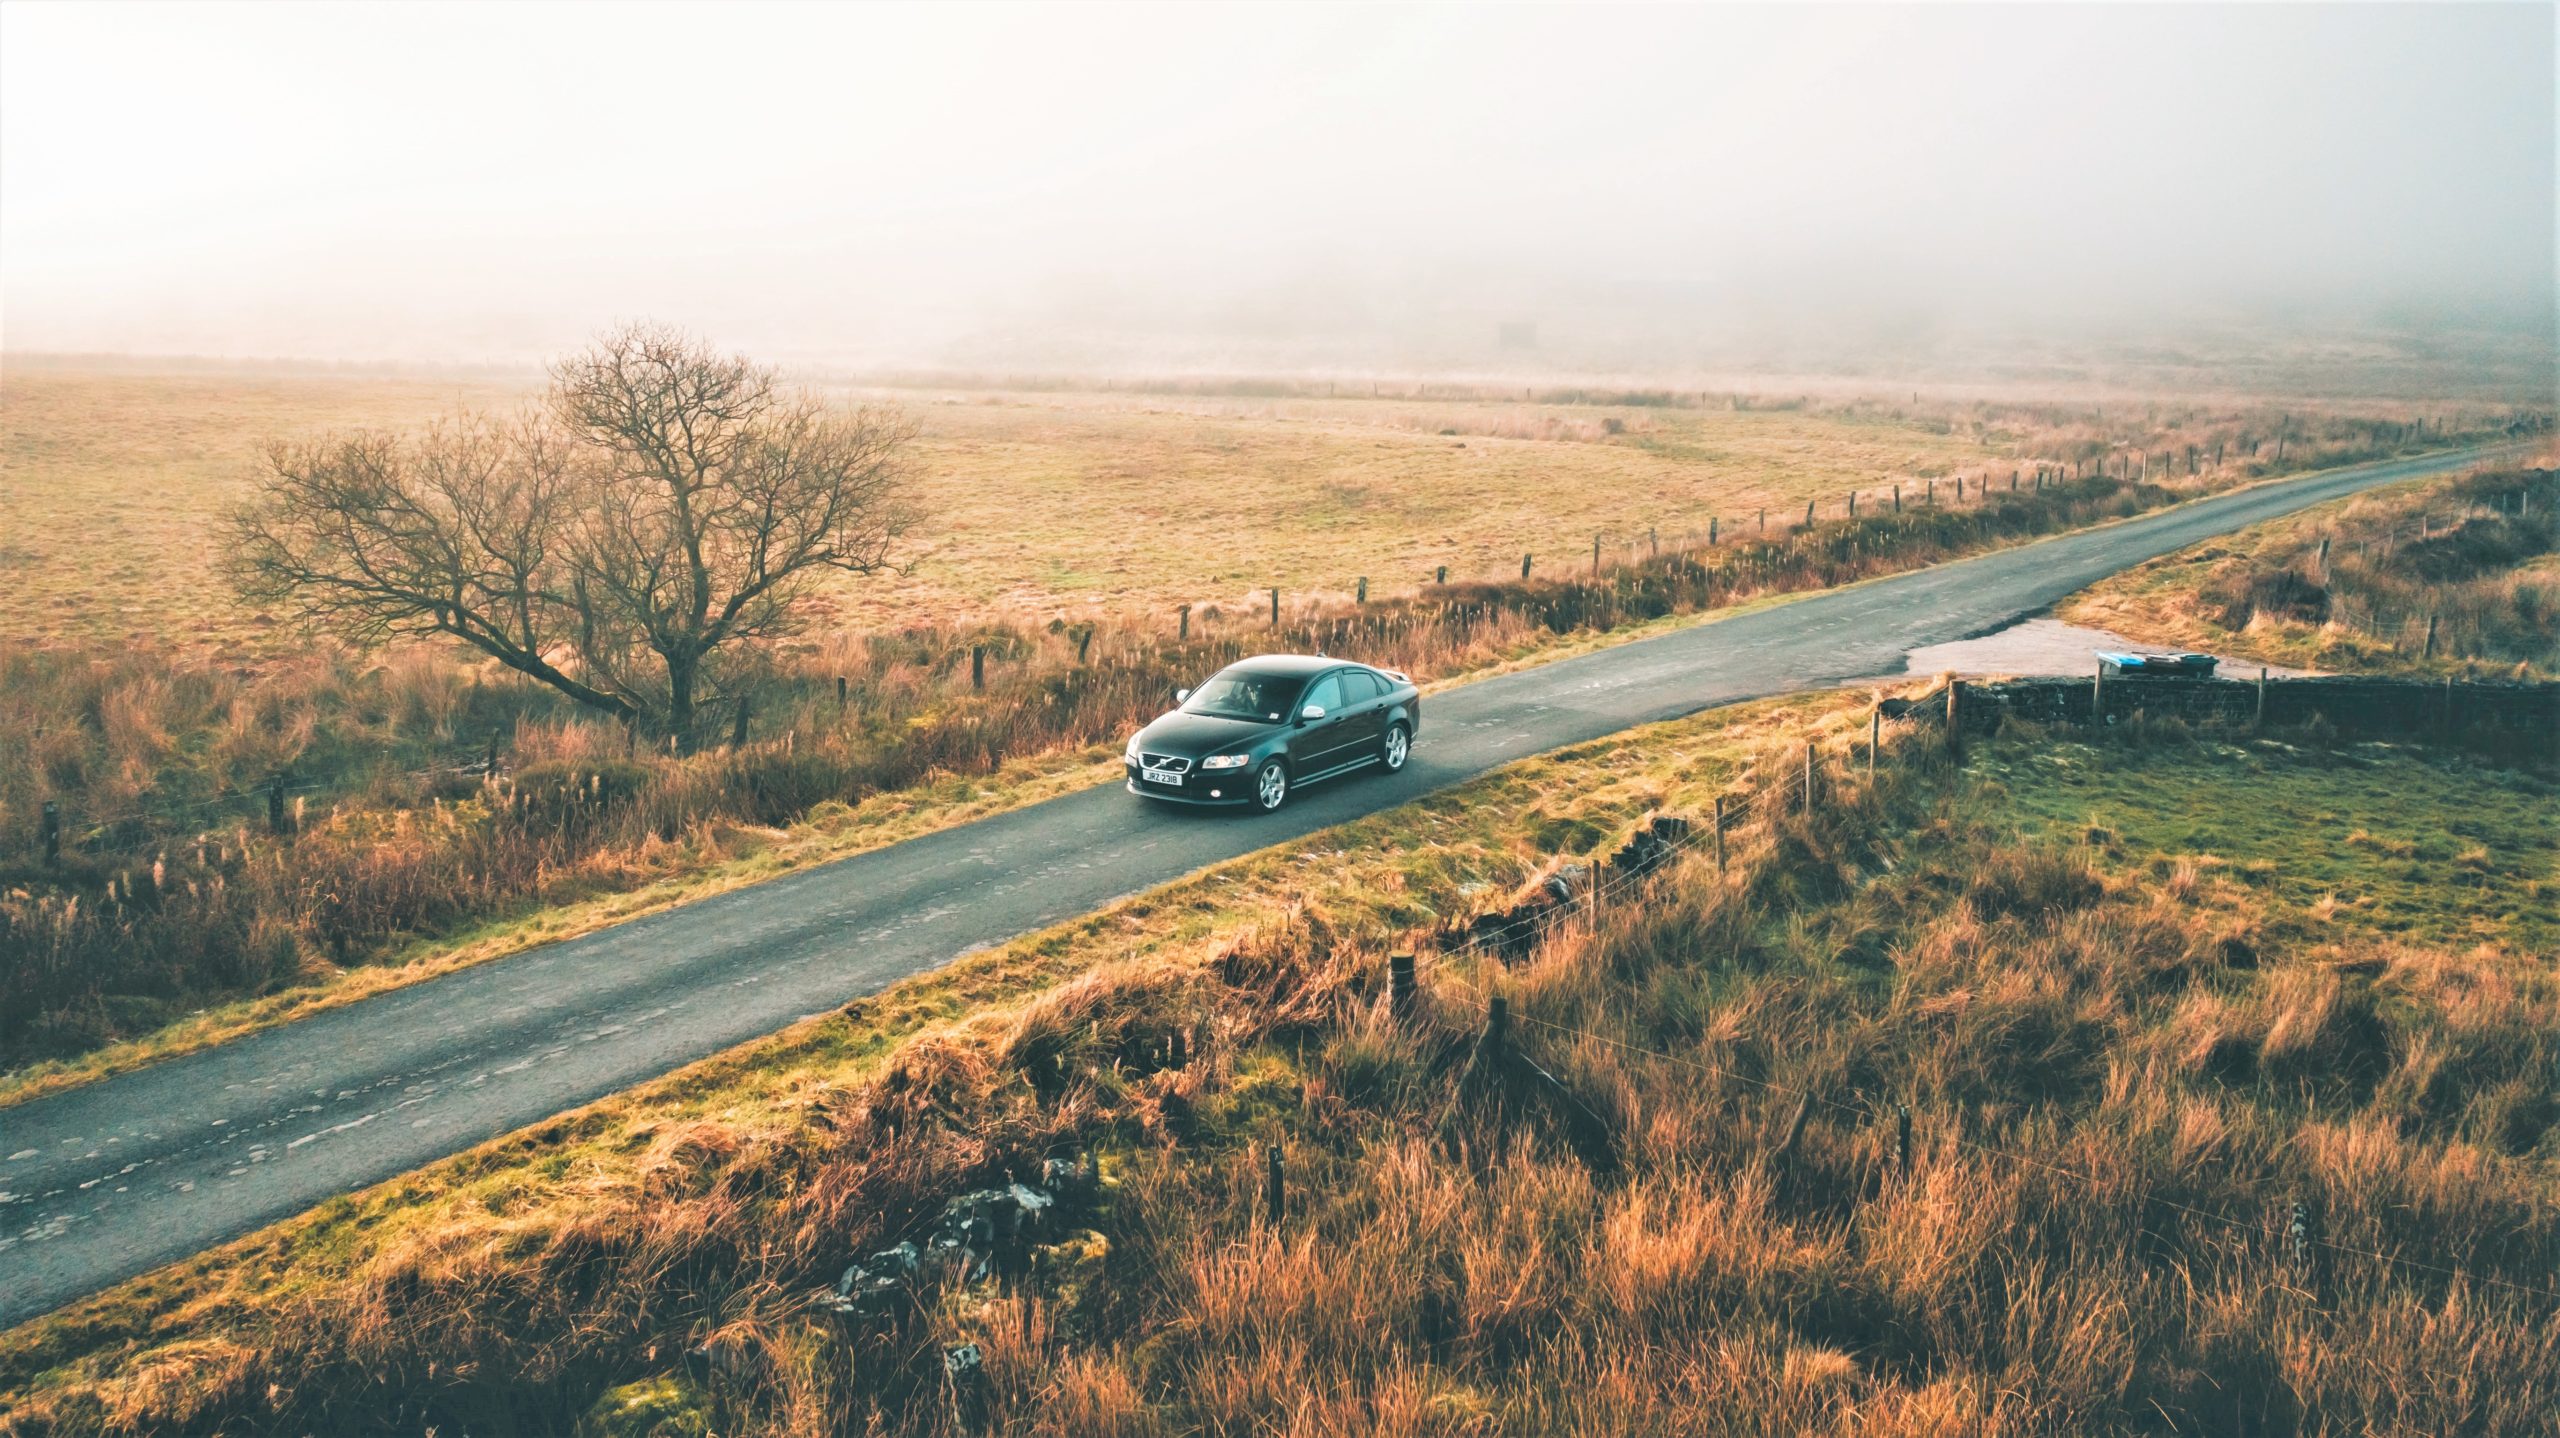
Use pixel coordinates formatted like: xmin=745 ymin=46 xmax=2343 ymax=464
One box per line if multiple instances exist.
xmin=1300 ymin=703 xmax=1326 ymax=722
xmin=1175 ymin=688 xmax=1190 ymax=703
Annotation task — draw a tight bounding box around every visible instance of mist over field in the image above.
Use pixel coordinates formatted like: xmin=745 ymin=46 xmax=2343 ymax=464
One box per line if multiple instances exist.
xmin=2 ymin=0 xmax=2554 ymax=385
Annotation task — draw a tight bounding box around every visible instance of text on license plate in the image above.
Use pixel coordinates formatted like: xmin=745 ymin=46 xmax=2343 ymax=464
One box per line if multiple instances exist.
xmin=1143 ymin=767 xmax=1183 ymax=786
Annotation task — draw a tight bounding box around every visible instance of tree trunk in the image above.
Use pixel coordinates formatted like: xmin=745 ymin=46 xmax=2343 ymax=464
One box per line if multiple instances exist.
xmin=668 ymin=655 xmax=699 ymax=753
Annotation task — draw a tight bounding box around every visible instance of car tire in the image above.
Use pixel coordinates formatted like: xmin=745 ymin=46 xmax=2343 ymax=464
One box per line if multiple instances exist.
xmin=1380 ymin=722 xmax=1411 ymax=774
xmin=1251 ymin=758 xmax=1289 ymax=813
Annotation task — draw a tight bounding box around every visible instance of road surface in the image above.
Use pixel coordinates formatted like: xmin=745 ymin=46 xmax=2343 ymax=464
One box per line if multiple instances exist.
xmin=0 ymin=444 xmax=2517 ymax=1327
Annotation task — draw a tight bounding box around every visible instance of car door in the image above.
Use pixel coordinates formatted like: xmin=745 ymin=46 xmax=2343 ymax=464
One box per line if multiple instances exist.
xmin=1292 ymin=672 xmax=1351 ymax=771
xmin=1336 ymin=668 xmax=1388 ymax=760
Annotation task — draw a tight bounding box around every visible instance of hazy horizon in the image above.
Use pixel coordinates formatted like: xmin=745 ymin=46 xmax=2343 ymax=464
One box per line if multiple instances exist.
xmin=3 ymin=1 xmax=2553 ymax=380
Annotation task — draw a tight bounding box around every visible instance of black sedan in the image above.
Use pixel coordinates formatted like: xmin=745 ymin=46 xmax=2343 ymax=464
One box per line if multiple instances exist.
xmin=1124 ymin=654 xmax=1421 ymax=811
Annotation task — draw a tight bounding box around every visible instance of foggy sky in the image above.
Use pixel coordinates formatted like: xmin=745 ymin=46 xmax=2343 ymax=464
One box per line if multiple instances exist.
xmin=2 ymin=1 xmax=2552 ymax=374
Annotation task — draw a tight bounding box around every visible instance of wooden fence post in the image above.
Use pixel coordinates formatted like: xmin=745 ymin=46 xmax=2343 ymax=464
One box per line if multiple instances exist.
xmin=1945 ymin=680 xmax=1963 ymax=757
xmin=1179 ymin=603 xmax=1191 ymax=641
xmin=1892 ymin=484 xmax=1901 ymax=513
xmin=731 ymin=693 xmax=753 ymax=748
xmin=2092 ymin=661 xmax=2105 ymax=721
xmin=1709 ymin=516 xmax=1719 ymax=545
xmin=1847 ymin=491 xmax=1857 ymax=517
xmin=1482 ymin=995 xmax=1508 ymax=1064
xmin=836 ymin=675 xmax=848 ymax=707
xmin=1895 ymin=1102 xmax=1913 ymax=1176
xmin=1270 ymin=588 xmax=1281 ymax=627
xmin=2256 ymin=667 xmax=2267 ymax=730
xmin=1592 ymin=534 xmax=1602 ymax=572
xmin=1869 ymin=706 xmax=1881 ymax=778
xmin=1804 ymin=499 xmax=1816 ymax=527
xmin=40 ymin=799 xmax=60 ymax=866
xmin=1435 ymin=564 xmax=1448 ymax=585
xmin=1758 ymin=509 xmax=1766 ymax=535
xmin=2315 ymin=537 xmax=2330 ymax=579
xmin=1802 ymin=742 xmax=1815 ymax=810
xmin=1265 ymin=1143 xmax=1286 ymax=1224
xmin=1356 ymin=576 xmax=1368 ymax=604
xmin=1712 ymin=797 xmax=1727 ymax=872
xmin=2442 ymin=675 xmax=2455 ymax=742
xmin=970 ymin=646 xmax=986 ymax=691
xmin=268 ymin=780 xmax=288 ymax=834
xmin=1390 ymin=954 xmax=1416 ymax=1025
xmin=1521 ymin=553 xmax=1533 ymax=581
xmin=2422 ymin=614 xmax=2438 ymax=660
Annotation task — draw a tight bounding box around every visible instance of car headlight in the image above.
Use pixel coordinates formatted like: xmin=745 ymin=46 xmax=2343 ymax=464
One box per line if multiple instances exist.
xmin=1198 ymin=753 xmax=1251 ymax=769
xmin=1123 ymin=737 xmax=1142 ymax=762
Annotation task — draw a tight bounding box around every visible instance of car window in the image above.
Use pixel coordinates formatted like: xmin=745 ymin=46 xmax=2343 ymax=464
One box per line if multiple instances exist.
xmin=1303 ymin=674 xmax=1345 ymax=714
xmin=1341 ymin=670 xmax=1384 ymax=704
xmin=1181 ymin=669 xmax=1303 ymax=722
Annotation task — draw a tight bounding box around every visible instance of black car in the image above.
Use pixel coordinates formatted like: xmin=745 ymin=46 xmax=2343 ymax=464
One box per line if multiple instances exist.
xmin=1124 ymin=654 xmax=1421 ymax=811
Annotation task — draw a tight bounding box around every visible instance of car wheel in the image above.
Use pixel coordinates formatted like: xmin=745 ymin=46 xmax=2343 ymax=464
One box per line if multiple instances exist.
xmin=1252 ymin=758 xmax=1289 ymax=812
xmin=1381 ymin=722 xmax=1411 ymax=773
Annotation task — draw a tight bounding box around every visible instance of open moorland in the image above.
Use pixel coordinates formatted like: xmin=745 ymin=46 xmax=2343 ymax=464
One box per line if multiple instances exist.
xmin=3 ymin=362 xmax=2526 ymax=657
xmin=2065 ymin=456 xmax=2557 ymax=679
xmin=3 ymin=689 xmax=2552 ymax=1436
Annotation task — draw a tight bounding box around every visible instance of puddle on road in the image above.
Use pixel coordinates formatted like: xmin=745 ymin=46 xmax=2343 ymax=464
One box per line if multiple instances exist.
xmin=1896 ymin=616 xmax=2312 ymax=679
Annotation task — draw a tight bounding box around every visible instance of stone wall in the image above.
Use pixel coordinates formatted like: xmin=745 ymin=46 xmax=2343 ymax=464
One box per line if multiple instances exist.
xmin=1898 ymin=674 xmax=2555 ymax=754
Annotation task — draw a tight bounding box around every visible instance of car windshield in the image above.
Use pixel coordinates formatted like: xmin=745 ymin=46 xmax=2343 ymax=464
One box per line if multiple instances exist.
xmin=1181 ymin=668 xmax=1303 ymax=722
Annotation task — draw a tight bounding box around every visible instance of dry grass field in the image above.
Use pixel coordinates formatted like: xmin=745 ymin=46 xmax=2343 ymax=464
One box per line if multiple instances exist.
xmin=2 ymin=364 xmax=1999 ymax=658
xmin=4 ymin=694 xmax=2551 ymax=1436
xmin=10 ymin=360 xmax=2509 ymax=659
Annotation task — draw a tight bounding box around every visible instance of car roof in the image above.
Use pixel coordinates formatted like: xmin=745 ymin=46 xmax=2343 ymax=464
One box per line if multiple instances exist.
xmin=1220 ymin=653 xmax=1364 ymax=678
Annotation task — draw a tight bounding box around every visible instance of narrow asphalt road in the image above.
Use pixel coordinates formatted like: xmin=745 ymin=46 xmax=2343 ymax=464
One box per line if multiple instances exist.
xmin=0 ymin=444 xmax=2518 ymax=1328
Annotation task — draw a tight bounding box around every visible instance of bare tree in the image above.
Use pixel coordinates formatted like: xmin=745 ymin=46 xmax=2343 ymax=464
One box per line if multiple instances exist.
xmin=228 ymin=325 xmax=919 ymax=741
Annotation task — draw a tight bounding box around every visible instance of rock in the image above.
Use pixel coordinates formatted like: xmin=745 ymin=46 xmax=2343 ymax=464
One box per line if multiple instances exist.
xmin=1542 ymin=863 xmax=1590 ymax=903
xmin=1042 ymin=1153 xmax=1096 ymax=1203
xmin=821 ymin=1240 xmax=922 ymax=1319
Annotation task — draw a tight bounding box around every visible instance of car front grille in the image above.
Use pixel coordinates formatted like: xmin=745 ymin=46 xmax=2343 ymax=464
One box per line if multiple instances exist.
xmin=1139 ymin=753 xmax=1193 ymax=773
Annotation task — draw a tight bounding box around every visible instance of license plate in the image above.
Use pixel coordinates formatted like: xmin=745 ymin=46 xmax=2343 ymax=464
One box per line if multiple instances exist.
xmin=1142 ymin=767 xmax=1183 ymax=787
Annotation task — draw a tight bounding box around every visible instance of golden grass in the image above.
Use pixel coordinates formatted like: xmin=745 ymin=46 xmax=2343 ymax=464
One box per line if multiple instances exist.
xmin=7 ymin=362 xmax=2479 ymax=660
xmin=5 ymin=695 xmax=2552 ymax=1437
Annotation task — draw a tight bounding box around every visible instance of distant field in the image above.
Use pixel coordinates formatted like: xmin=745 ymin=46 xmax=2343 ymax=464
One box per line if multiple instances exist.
xmin=0 ymin=364 xmax=1998 ymax=658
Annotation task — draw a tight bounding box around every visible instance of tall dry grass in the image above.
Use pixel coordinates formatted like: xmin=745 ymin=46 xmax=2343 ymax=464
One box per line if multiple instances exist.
xmin=7 ymin=715 xmax=2549 ymax=1436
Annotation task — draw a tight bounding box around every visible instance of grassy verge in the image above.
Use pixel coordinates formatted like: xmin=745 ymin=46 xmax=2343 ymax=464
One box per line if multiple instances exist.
xmin=2063 ymin=460 xmax=2555 ymax=678
xmin=5 ymin=695 xmax=2553 ymax=1435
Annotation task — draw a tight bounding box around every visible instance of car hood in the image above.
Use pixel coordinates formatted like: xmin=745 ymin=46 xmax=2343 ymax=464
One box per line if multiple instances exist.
xmin=1133 ymin=710 xmax=1274 ymax=757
